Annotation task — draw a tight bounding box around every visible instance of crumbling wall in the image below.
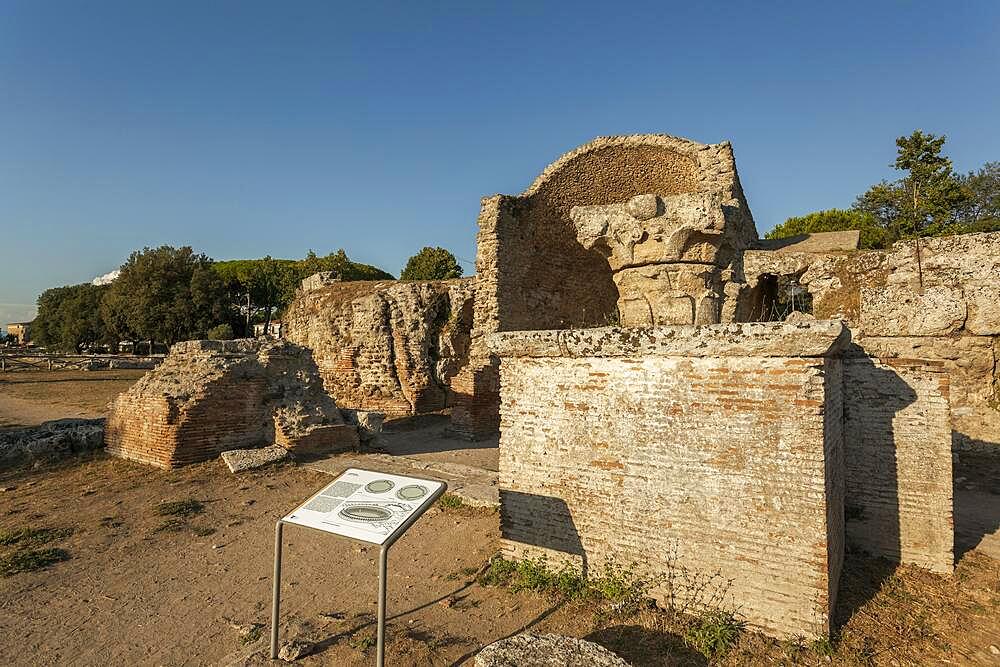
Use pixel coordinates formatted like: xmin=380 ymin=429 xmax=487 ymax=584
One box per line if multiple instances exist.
xmin=741 ymin=231 xmax=1000 ymax=452
xmin=454 ymin=134 xmax=757 ymax=438
xmin=842 ymin=356 xmax=953 ymax=573
xmin=490 ymin=321 xmax=848 ymax=638
xmin=105 ymin=339 xmax=357 ymax=468
xmin=283 ymin=277 xmax=474 ymax=417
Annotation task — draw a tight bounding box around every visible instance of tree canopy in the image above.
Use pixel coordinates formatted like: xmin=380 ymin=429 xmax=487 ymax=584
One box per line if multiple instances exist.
xmin=399 ymin=247 xmax=463 ymax=281
xmin=101 ymin=246 xmax=230 ymax=345
xmin=33 ymin=283 xmax=111 ymax=352
xmin=214 ymin=249 xmax=393 ymax=331
xmin=765 ymin=209 xmax=890 ymax=250
xmin=769 ymin=130 xmax=997 ymax=248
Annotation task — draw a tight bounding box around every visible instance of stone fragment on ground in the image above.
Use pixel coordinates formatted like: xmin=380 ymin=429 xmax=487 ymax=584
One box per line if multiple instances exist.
xmin=475 ymin=633 xmax=630 ymax=666
xmin=220 ymin=446 xmax=289 ymax=473
xmin=278 ymin=639 xmax=314 ymax=662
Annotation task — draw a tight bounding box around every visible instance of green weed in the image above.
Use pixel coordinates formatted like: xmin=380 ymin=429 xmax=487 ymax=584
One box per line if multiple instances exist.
xmin=0 ymin=526 xmax=73 ymax=547
xmin=1 ymin=547 xmax=71 ymax=576
xmin=683 ymin=609 xmax=745 ymax=659
xmin=156 ymin=499 xmax=204 ymax=517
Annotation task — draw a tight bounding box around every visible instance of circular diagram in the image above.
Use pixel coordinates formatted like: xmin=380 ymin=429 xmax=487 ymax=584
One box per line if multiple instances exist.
xmin=339 ymin=505 xmax=393 ymax=522
xmin=365 ymin=479 xmax=394 ymax=494
xmin=396 ymin=485 xmax=428 ymax=501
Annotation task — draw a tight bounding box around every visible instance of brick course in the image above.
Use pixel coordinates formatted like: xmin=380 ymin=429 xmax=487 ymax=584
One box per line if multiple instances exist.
xmin=491 ymin=322 xmax=847 ymax=638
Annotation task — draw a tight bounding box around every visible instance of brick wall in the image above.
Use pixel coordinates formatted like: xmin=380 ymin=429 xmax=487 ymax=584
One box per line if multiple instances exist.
xmin=284 ymin=278 xmax=474 ymax=418
xmin=843 ymin=357 xmax=953 ymax=572
xmin=453 ymin=134 xmax=757 ymax=439
xmin=105 ymin=340 xmax=356 ymax=468
xmin=490 ymin=322 xmax=847 ymax=638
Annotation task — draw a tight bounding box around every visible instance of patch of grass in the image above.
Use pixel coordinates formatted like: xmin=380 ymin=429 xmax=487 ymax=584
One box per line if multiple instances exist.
xmin=811 ymin=635 xmax=834 ymax=657
xmin=436 ymin=494 xmax=464 ymax=510
xmin=155 ymin=517 xmax=188 ymax=533
xmin=1 ymin=547 xmax=70 ymax=576
xmin=0 ymin=526 xmax=73 ymax=547
xmin=349 ymin=634 xmax=376 ymax=653
xmin=190 ymin=525 xmax=216 ymax=537
xmin=241 ymin=624 xmax=264 ymax=645
xmin=156 ymin=499 xmax=204 ymax=517
xmin=479 ymin=555 xmax=654 ymax=613
xmin=683 ymin=609 xmax=745 ymax=659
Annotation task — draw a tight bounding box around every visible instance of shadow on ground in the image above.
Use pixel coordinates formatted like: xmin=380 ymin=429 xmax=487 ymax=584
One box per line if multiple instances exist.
xmin=587 ymin=625 xmax=707 ymax=666
xmin=953 ymin=445 xmax=1000 ymax=560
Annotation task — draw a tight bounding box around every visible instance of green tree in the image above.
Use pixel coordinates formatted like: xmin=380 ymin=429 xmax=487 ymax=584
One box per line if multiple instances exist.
xmin=765 ymin=209 xmax=890 ymax=250
xmin=33 ymin=283 xmax=111 ymax=352
xmin=214 ymin=249 xmax=393 ymax=334
xmin=101 ymin=246 xmax=229 ymax=345
xmin=853 ymin=130 xmax=969 ymax=239
xmin=399 ymin=247 xmax=463 ymax=281
xmin=207 ymin=323 xmax=235 ymax=340
xmin=956 ymin=161 xmax=1000 ymax=233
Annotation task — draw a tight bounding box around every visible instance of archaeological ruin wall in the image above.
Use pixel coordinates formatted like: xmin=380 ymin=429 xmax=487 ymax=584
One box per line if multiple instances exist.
xmin=741 ymin=231 xmax=1000 ymax=455
xmin=490 ymin=321 xmax=848 ymax=638
xmin=453 ymin=134 xmax=757 ymax=438
xmin=105 ymin=339 xmax=358 ymax=468
xmin=842 ymin=356 xmax=953 ymax=573
xmin=283 ymin=273 xmax=474 ymax=417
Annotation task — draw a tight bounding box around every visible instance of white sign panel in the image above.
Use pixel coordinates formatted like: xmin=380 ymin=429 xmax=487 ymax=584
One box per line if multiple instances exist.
xmin=282 ymin=468 xmax=444 ymax=545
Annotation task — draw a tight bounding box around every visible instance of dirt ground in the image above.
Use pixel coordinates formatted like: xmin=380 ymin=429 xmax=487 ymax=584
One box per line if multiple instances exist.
xmin=1 ymin=370 xmax=999 ymax=665
xmin=1 ymin=454 xmax=999 ymax=667
xmin=0 ymin=370 xmax=147 ymax=428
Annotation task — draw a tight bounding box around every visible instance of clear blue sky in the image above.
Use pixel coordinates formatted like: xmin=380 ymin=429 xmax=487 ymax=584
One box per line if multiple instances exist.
xmin=2 ymin=1 xmax=999 ymax=329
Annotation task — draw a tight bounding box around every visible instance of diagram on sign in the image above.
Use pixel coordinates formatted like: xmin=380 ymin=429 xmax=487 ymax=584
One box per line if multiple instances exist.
xmin=282 ymin=468 xmax=443 ymax=544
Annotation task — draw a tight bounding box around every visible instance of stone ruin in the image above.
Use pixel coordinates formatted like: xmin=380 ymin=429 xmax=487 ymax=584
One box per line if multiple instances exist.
xmin=100 ymin=133 xmax=1000 ymax=641
xmin=454 ymin=134 xmax=992 ymax=638
xmin=282 ymin=276 xmax=473 ymax=417
xmin=105 ymin=339 xmax=359 ymax=468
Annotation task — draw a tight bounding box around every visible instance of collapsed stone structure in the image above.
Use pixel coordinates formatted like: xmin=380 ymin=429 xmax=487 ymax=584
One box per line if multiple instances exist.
xmin=100 ymin=132 xmax=997 ymax=640
xmin=105 ymin=339 xmax=358 ymax=468
xmin=452 ymin=135 xmax=757 ymax=438
xmin=283 ymin=273 xmax=474 ymax=417
xmin=742 ymin=231 xmax=999 ymax=454
xmin=458 ymin=134 xmax=996 ymax=638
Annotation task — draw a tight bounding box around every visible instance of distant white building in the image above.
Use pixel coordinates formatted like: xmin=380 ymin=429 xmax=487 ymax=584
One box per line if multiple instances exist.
xmin=253 ymin=321 xmax=283 ymax=338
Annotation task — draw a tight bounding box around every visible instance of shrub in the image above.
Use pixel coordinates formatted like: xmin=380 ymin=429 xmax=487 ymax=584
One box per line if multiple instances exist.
xmin=207 ymin=323 xmax=234 ymax=340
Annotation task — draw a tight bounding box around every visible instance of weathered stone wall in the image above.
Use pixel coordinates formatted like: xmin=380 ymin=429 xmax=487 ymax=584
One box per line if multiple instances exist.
xmin=490 ymin=322 xmax=848 ymax=638
xmin=843 ymin=356 xmax=954 ymax=573
xmin=454 ymin=134 xmax=757 ymax=438
xmin=105 ymin=339 xmax=357 ymax=468
xmin=283 ymin=277 xmax=474 ymax=417
xmin=741 ymin=232 xmax=1000 ymax=452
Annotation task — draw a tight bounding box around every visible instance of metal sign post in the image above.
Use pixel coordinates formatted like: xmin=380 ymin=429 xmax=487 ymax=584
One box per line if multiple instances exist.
xmin=270 ymin=468 xmax=446 ymax=666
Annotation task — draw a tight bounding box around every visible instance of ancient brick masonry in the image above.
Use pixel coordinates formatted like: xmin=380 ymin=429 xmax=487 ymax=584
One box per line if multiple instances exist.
xmin=842 ymin=356 xmax=953 ymax=573
xmin=454 ymin=134 xmax=756 ymax=438
xmin=490 ymin=322 xmax=848 ymax=638
xmin=283 ymin=274 xmax=474 ymax=417
xmin=105 ymin=339 xmax=358 ymax=468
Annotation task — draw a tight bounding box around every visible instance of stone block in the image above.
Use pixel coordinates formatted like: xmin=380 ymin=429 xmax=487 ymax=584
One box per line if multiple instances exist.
xmin=476 ymin=634 xmax=628 ymax=667
xmin=220 ymin=446 xmax=289 ymax=473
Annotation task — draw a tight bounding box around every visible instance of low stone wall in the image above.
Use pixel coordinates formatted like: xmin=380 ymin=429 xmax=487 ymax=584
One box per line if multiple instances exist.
xmin=105 ymin=339 xmax=357 ymax=468
xmin=0 ymin=418 xmax=106 ymax=464
xmin=490 ymin=321 xmax=848 ymax=638
xmin=283 ymin=277 xmax=474 ymax=417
